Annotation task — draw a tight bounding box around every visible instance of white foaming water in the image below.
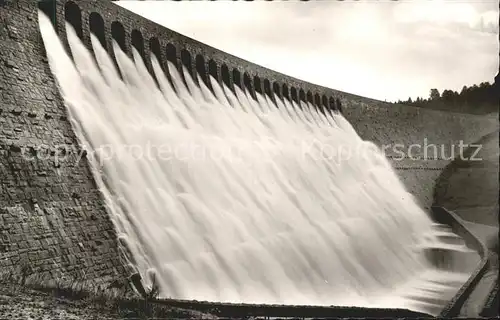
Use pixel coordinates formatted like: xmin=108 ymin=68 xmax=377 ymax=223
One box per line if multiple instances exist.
xmin=39 ymin=12 xmax=474 ymax=316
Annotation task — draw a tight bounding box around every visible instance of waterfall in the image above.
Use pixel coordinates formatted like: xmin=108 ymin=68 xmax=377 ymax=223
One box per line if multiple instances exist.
xmin=38 ymin=11 xmax=473 ymax=316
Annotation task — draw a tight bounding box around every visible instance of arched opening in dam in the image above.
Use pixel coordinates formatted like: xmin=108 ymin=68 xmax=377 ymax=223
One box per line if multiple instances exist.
xmin=89 ymin=12 xmax=106 ymax=50
xmin=221 ymin=64 xmax=231 ymax=90
xmin=314 ymin=93 xmax=321 ymax=106
xmin=243 ymin=72 xmax=253 ymax=98
xmin=263 ymin=79 xmax=272 ymax=101
xmin=290 ymin=87 xmax=298 ymax=104
xmin=315 ymin=93 xmax=323 ymax=115
xmin=195 ymin=54 xmax=209 ymax=88
xmin=165 ymin=43 xmax=177 ymax=89
xmin=208 ymin=59 xmax=218 ymax=91
xmin=307 ymin=91 xmax=314 ymax=106
xmin=38 ymin=0 xmax=57 ymax=28
xmin=329 ymin=96 xmax=336 ymax=111
xmin=336 ymin=97 xmax=343 ymax=112
xmin=282 ymin=84 xmax=290 ymax=101
xmin=232 ymin=69 xmax=241 ymax=91
xmin=110 ymin=21 xmax=126 ymax=79
xmin=322 ymin=95 xmax=329 ymax=114
xmin=149 ymin=38 xmax=162 ymax=62
xmin=273 ymin=82 xmax=281 ymax=101
xmin=180 ymin=49 xmax=193 ymax=87
xmin=180 ymin=49 xmax=196 ymax=93
xmin=253 ymin=75 xmax=263 ymax=95
xmin=180 ymin=49 xmax=192 ymax=71
xmin=131 ymin=29 xmax=146 ymax=63
xmin=299 ymin=89 xmax=306 ymax=106
xmin=165 ymin=43 xmax=177 ymax=67
xmin=37 ymin=11 xmax=478 ymax=317
xmin=148 ymin=37 xmax=163 ymax=87
xmin=64 ymin=1 xmax=82 ymax=40
xmin=149 ymin=37 xmax=163 ymax=77
xmin=111 ymin=21 xmax=126 ymax=53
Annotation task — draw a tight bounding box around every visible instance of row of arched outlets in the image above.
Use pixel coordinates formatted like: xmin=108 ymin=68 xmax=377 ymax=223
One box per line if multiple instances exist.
xmin=64 ymin=1 xmax=342 ymax=114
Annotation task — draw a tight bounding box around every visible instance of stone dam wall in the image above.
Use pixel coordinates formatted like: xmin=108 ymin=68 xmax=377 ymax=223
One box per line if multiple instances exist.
xmin=0 ymin=0 xmax=129 ymax=285
xmin=1 ymin=0 xmax=498 ymax=286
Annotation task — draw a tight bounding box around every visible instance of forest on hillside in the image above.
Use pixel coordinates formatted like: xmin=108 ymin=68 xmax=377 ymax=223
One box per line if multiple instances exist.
xmin=394 ymin=77 xmax=498 ymax=115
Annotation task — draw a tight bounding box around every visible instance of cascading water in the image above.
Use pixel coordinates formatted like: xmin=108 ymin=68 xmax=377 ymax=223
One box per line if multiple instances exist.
xmin=39 ymin=12 xmax=475 ymax=316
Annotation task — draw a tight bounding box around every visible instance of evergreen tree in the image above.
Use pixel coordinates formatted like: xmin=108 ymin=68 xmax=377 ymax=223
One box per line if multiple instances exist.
xmin=430 ymin=88 xmax=440 ymax=100
xmin=395 ymin=81 xmax=496 ymax=114
xmin=442 ymin=89 xmax=454 ymax=102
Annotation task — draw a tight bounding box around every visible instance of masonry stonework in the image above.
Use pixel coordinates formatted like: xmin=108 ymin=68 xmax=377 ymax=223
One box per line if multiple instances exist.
xmin=0 ymin=0 xmax=127 ymax=284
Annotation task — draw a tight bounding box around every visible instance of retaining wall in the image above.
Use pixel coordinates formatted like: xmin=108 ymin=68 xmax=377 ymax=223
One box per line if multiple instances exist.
xmin=431 ymin=207 xmax=490 ymax=318
xmin=0 ymin=0 xmax=497 ymax=288
xmin=342 ymin=98 xmax=498 ymax=210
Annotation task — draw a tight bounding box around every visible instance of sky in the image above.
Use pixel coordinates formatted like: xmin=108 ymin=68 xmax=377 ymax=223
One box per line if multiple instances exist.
xmin=116 ymin=0 xmax=499 ymax=102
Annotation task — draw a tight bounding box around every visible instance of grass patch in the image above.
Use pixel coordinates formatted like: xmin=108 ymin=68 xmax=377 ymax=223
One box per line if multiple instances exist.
xmin=0 ymin=265 xmax=216 ymax=319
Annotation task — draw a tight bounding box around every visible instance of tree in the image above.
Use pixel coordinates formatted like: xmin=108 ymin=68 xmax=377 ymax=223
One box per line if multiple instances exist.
xmin=394 ymin=81 xmax=495 ymax=114
xmin=429 ymin=88 xmax=440 ymax=100
xmin=460 ymin=85 xmax=468 ymax=95
xmin=442 ymin=89 xmax=454 ymax=102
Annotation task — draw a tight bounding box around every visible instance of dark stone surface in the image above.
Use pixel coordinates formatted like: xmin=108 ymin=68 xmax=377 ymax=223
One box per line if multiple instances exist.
xmin=433 ymin=129 xmax=499 ymax=226
xmin=0 ymin=0 xmax=127 ymax=284
xmin=342 ymin=98 xmax=497 ymax=211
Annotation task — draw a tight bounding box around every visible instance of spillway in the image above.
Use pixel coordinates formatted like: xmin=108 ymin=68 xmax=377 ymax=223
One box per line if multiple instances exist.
xmin=38 ymin=11 xmax=474 ymax=316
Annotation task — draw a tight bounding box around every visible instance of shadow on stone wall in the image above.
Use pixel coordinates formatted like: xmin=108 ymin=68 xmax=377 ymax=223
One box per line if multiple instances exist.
xmin=433 ymin=129 xmax=499 ymax=226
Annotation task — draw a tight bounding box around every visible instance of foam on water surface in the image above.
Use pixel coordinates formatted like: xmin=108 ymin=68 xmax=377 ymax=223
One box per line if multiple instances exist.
xmin=38 ymin=12 xmax=475 ymax=315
